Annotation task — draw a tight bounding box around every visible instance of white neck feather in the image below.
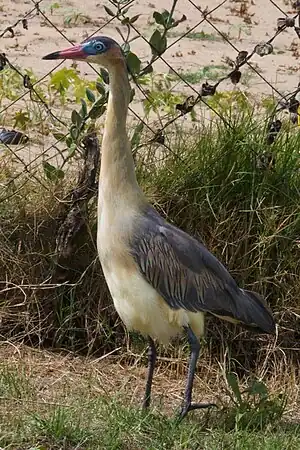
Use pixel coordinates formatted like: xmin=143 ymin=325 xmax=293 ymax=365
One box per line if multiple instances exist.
xmin=99 ymin=60 xmax=145 ymax=209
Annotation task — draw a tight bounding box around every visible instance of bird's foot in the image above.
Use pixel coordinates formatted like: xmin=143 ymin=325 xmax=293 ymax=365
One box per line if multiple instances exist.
xmin=178 ymin=401 xmax=217 ymax=421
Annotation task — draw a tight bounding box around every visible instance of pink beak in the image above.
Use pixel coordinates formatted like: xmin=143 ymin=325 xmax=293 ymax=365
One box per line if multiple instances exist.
xmin=42 ymin=44 xmax=87 ymax=61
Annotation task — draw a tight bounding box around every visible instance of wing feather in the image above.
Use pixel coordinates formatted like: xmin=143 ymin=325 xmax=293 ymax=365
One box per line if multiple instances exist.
xmin=130 ymin=207 xmax=275 ymax=334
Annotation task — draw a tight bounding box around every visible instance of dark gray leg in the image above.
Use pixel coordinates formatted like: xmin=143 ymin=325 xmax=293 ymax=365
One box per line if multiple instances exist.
xmin=142 ymin=336 xmax=157 ymax=409
xmin=179 ymin=326 xmax=216 ymax=419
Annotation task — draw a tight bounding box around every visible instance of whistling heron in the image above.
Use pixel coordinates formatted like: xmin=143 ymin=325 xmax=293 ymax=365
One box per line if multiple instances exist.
xmin=43 ymin=36 xmax=275 ymax=419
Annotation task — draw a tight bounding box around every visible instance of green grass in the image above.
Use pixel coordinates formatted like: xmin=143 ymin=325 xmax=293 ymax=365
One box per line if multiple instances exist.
xmin=19 ymin=404 xmax=300 ymax=449
xmin=170 ymin=30 xmax=222 ymax=41
xmin=0 ymin=107 xmax=299 ymax=360
xmin=140 ymin=111 xmax=300 ymax=310
xmin=177 ymin=65 xmax=228 ymax=84
xmin=1 ymin=10 xmax=300 ymax=447
xmin=0 ymin=392 xmax=299 ymax=449
xmin=0 ymin=354 xmax=297 ymax=450
xmin=186 ymin=31 xmax=221 ymax=41
xmin=0 ymin=365 xmax=33 ymax=399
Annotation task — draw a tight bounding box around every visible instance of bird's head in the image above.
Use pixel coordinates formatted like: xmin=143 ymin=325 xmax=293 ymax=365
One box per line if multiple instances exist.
xmin=42 ymin=36 xmax=124 ymax=69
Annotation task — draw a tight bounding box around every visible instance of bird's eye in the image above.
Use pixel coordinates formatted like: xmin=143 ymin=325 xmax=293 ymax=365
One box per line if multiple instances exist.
xmin=94 ymin=42 xmax=105 ymax=53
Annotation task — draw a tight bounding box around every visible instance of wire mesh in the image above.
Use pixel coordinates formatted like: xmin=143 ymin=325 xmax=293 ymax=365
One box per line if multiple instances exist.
xmin=1 ymin=0 xmax=300 ymax=195
xmin=0 ymin=0 xmax=300 ymax=353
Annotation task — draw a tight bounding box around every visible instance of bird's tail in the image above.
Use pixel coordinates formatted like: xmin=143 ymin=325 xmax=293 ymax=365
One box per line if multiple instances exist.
xmin=238 ymin=289 xmax=276 ymax=334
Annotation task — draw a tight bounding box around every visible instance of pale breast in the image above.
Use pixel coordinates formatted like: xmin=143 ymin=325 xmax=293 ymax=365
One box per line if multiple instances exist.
xmin=99 ymin=241 xmax=205 ymax=344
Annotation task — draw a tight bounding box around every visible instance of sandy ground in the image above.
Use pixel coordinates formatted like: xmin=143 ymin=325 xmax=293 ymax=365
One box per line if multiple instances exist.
xmin=2 ymin=0 xmax=300 ymax=93
xmin=1 ymin=0 xmax=300 ymax=167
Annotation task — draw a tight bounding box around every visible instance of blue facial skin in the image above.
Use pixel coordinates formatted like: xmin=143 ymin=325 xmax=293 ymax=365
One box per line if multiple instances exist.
xmin=81 ymin=36 xmax=119 ymax=56
xmin=42 ymin=36 xmax=121 ymax=61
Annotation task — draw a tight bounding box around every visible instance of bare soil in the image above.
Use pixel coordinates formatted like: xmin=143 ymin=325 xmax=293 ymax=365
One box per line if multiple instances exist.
xmin=2 ymin=0 xmax=300 ymax=95
xmin=1 ymin=0 xmax=299 ymax=167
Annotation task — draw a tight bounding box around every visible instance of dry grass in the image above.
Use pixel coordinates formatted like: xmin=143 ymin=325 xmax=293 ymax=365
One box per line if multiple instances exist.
xmin=0 ymin=115 xmax=300 ymax=370
xmin=0 ymin=342 xmax=298 ymax=448
xmin=0 ymin=172 xmax=120 ymax=352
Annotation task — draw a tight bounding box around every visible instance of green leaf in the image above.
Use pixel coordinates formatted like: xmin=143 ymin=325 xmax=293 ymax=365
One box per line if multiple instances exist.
xmin=68 ymin=143 xmax=77 ymax=158
xmin=121 ymin=42 xmax=130 ymax=56
xmin=130 ymin=14 xmax=140 ymax=24
xmin=153 ymin=11 xmax=166 ymax=26
xmin=131 ymin=122 xmax=143 ymax=148
xmin=13 ymin=110 xmax=30 ymax=129
xmin=86 ymin=88 xmax=96 ymax=103
xmin=96 ymin=81 xmax=106 ymax=97
xmin=126 ymin=52 xmax=141 ymax=75
xmin=122 ymin=6 xmax=132 ymax=14
xmin=64 ymin=15 xmax=72 ymax=27
xmin=50 ymin=68 xmax=79 ymax=96
xmin=66 ymin=136 xmax=73 ymax=148
xmin=89 ymin=104 xmax=106 ymax=119
xmin=161 ymin=9 xmax=170 ymax=23
xmin=43 ymin=162 xmax=64 ymax=182
xmin=104 ymin=6 xmax=115 ymax=16
xmin=121 ymin=17 xmax=130 ymax=25
xmin=100 ymin=68 xmax=109 ymax=84
xmin=71 ymin=109 xmax=82 ymax=127
xmin=247 ymin=380 xmax=268 ymax=399
xmin=149 ymin=29 xmax=167 ymax=56
xmin=226 ymin=372 xmax=242 ymax=404
xmin=80 ymin=98 xmax=87 ymax=117
xmin=142 ymin=64 xmax=153 ymax=75
xmin=52 ymin=131 xmax=65 ymax=141
xmin=70 ymin=125 xmax=79 ymax=141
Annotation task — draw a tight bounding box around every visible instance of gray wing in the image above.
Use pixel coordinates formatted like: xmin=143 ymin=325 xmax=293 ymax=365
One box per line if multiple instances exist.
xmin=130 ymin=206 xmax=275 ymax=334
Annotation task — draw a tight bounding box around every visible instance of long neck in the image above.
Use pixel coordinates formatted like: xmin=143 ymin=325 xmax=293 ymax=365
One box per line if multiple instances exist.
xmin=99 ymin=60 xmax=144 ymax=207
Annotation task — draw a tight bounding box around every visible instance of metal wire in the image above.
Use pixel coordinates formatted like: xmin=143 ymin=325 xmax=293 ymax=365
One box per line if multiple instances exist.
xmin=0 ymin=0 xmax=299 ymax=201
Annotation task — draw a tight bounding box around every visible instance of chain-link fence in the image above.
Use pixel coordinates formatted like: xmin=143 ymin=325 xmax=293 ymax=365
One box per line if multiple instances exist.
xmin=0 ymin=0 xmax=300 ymax=353
xmin=1 ymin=0 xmax=300 ymax=190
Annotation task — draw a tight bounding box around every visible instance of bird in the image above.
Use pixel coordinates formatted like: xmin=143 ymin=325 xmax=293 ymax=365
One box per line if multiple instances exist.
xmin=42 ymin=36 xmax=276 ymax=419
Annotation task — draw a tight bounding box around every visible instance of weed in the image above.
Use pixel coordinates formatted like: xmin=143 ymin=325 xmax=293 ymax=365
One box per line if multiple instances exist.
xmin=229 ymin=0 xmax=254 ymax=24
xmin=177 ymin=65 xmax=228 ymax=84
xmin=186 ymin=31 xmax=220 ymax=41
xmin=0 ymin=365 xmax=33 ymax=399
xmin=170 ymin=30 xmax=221 ymax=41
xmin=63 ymin=11 xmax=92 ymax=27
xmin=220 ymin=372 xmax=287 ymax=431
xmin=31 ymin=406 xmax=93 ymax=446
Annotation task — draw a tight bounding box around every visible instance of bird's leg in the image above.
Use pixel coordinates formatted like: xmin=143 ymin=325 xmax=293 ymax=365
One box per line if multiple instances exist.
xmin=179 ymin=326 xmax=216 ymax=420
xmin=142 ymin=336 xmax=157 ymax=409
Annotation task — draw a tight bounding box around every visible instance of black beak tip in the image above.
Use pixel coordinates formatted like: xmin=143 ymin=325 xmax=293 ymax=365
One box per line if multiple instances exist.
xmin=42 ymin=51 xmax=61 ymax=60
